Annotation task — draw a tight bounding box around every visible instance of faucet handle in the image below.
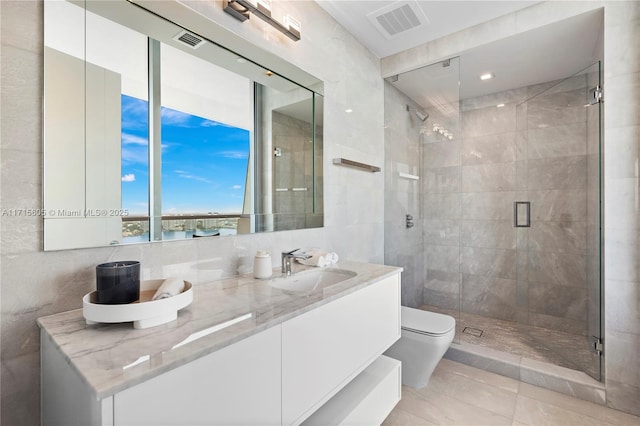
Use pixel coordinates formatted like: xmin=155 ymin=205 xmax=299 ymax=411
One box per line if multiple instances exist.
xmin=283 ymin=248 xmax=301 ymax=256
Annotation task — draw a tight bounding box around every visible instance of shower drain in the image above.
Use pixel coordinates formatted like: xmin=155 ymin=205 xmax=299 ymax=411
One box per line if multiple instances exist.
xmin=462 ymin=327 xmax=484 ymax=337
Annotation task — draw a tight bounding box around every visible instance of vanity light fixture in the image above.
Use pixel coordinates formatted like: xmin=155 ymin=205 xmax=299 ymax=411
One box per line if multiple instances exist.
xmin=480 ymin=72 xmax=494 ymax=81
xmin=223 ymin=0 xmax=301 ymax=41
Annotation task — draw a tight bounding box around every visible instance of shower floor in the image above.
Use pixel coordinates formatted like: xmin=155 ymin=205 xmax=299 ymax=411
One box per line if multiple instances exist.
xmin=421 ymin=304 xmax=598 ymax=379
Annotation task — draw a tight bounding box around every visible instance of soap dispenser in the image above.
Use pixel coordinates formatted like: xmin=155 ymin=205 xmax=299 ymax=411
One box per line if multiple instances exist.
xmin=253 ymin=250 xmax=272 ymax=279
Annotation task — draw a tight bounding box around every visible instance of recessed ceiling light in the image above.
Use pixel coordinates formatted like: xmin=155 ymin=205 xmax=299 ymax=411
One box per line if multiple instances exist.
xmin=345 ymin=108 xmax=353 ymax=113
xmin=480 ymin=73 xmax=494 ymax=81
xmin=497 ymin=103 xmax=505 ymax=108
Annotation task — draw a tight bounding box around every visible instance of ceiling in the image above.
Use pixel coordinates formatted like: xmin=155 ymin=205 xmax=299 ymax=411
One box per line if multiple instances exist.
xmin=317 ymin=1 xmax=603 ymax=105
xmin=316 ymin=1 xmax=541 ymax=58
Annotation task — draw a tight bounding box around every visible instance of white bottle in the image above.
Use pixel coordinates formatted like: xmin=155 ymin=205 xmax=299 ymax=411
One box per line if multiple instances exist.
xmin=253 ymin=250 xmax=272 ymax=279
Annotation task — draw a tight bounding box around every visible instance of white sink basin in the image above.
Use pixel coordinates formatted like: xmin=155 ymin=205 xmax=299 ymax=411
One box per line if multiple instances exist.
xmin=269 ymin=268 xmax=357 ymax=292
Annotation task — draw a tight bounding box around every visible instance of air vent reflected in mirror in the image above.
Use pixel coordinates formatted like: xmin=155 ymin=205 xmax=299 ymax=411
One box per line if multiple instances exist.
xmin=173 ymin=30 xmax=205 ymax=49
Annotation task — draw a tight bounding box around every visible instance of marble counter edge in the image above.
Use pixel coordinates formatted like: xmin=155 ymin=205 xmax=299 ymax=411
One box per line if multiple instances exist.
xmin=37 ymin=261 xmax=403 ymax=399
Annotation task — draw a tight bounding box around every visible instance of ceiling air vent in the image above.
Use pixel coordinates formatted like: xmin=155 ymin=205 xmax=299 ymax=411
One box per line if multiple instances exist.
xmin=367 ymin=1 xmax=429 ymax=39
xmin=173 ymin=30 xmax=206 ymax=49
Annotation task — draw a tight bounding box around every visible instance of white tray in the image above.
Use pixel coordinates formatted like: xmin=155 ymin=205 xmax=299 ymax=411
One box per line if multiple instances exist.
xmin=83 ymin=279 xmax=193 ymax=329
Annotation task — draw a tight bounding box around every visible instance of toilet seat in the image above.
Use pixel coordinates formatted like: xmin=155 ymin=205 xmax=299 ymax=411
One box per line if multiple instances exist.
xmin=401 ymin=306 xmax=455 ymax=336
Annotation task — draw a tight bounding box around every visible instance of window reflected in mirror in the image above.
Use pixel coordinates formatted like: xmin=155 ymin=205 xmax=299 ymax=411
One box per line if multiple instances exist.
xmin=43 ymin=0 xmax=323 ymax=250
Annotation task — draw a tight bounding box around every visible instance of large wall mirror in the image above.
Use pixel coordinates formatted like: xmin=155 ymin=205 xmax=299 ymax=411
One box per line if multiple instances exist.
xmin=43 ymin=0 xmax=324 ymax=250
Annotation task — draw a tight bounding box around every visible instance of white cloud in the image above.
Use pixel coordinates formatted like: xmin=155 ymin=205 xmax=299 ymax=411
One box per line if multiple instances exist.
xmin=175 ymin=170 xmax=213 ymax=184
xmin=219 ymin=150 xmax=249 ymax=159
xmin=122 ymin=133 xmax=148 ymax=146
xmin=122 ymin=147 xmax=148 ymax=165
xmin=122 ymin=173 xmax=136 ymax=182
xmin=161 ymin=108 xmax=190 ymax=126
xmin=232 ymin=185 xmax=242 ymax=189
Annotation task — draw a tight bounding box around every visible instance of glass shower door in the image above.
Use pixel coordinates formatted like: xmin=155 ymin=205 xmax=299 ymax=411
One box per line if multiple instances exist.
xmin=383 ymin=57 xmax=461 ymax=338
xmin=515 ymin=62 xmax=602 ymax=380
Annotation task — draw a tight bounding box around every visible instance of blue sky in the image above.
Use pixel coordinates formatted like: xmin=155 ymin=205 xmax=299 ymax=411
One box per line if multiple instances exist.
xmin=121 ymin=95 xmax=250 ymax=215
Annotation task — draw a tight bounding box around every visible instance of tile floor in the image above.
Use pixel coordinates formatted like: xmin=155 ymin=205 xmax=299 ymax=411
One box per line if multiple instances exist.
xmin=422 ymin=304 xmax=597 ymax=378
xmin=382 ymin=359 xmax=640 ymax=426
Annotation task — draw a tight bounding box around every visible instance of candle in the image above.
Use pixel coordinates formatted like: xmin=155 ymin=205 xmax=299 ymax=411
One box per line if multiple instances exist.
xmin=95 ymin=261 xmax=140 ymax=304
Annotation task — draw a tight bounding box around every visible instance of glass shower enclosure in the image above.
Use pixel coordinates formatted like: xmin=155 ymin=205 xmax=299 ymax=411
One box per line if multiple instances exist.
xmin=384 ymin=59 xmax=602 ymax=380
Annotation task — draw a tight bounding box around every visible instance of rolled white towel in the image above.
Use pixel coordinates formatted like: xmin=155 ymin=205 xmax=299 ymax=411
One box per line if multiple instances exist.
xmin=329 ymin=252 xmax=339 ymax=265
xmin=296 ymin=254 xmax=326 ymax=267
xmin=152 ymin=277 xmax=185 ymax=301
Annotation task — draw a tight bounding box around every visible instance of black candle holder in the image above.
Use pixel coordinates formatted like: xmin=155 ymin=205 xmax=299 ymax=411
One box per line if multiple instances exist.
xmin=95 ymin=261 xmax=140 ymax=304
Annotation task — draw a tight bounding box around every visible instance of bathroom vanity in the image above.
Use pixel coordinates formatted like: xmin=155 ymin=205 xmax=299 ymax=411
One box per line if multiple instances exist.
xmin=38 ymin=261 xmax=402 ymax=426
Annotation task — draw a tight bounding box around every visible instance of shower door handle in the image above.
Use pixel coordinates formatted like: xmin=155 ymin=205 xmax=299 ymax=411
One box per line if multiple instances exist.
xmin=514 ymin=201 xmax=531 ymax=227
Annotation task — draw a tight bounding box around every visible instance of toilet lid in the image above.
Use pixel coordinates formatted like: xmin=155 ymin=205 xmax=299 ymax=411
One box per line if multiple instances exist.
xmin=401 ymin=306 xmax=455 ymax=336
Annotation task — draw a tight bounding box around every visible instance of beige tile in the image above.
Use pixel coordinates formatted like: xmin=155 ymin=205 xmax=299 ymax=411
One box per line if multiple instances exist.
xmin=526 ymin=156 xmax=587 ymax=191
xmin=382 ymin=407 xmax=437 ymax=426
xmin=462 ymin=274 xmax=518 ymax=321
xmin=514 ymin=395 xmax=611 ymax=426
xmin=398 ymin=386 xmax=513 ymax=426
xmin=424 ymin=166 xmax=460 ymax=194
xmin=529 ymin=189 xmax=587 ymax=222
xmin=420 ymin=359 xmax=518 ymax=418
xmin=462 ymin=162 xmax=517 ymax=192
xmin=604 ymin=72 xmax=640 ymax=128
xmin=462 ymin=103 xmax=517 ymax=139
xmin=462 ymin=132 xmax=517 ymax=166
xmin=461 ymin=220 xmax=516 ymax=250
xmin=527 ymin=221 xmax=588 ymax=254
xmin=605 ymin=380 xmax=640 ymax=418
xmin=519 ymin=383 xmax=640 ymax=425
xmin=436 ymin=358 xmax=520 ymax=393
xmin=425 ymin=193 xmax=462 ymax=220
xmin=425 ymin=245 xmax=460 ymax=274
xmin=526 ymin=250 xmax=586 ymax=288
xmin=424 ymin=220 xmax=460 ymax=247
xmin=424 ymin=140 xmax=461 ymax=168
xmin=462 ymin=192 xmax=516 ymax=221
xmin=527 ymin=122 xmax=587 ymax=160
xmin=605 ymin=280 xmax=640 ymax=335
xmin=461 ymin=247 xmax=517 ymax=280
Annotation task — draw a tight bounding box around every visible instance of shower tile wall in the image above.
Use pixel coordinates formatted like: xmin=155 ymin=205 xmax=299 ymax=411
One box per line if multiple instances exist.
xmin=424 ymin=75 xmax=594 ymax=338
xmin=384 ymin=82 xmax=424 ymax=308
xmin=272 ymin=111 xmax=324 ymax=231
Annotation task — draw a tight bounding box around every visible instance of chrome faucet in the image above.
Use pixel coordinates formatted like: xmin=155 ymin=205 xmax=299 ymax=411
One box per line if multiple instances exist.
xmin=281 ymin=249 xmax=311 ymax=276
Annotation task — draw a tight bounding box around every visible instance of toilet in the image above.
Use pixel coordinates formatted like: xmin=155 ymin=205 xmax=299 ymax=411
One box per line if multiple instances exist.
xmin=384 ymin=306 xmax=456 ymax=388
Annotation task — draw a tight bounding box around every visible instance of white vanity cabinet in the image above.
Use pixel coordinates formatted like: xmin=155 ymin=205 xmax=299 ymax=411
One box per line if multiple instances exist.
xmin=282 ymin=274 xmax=400 ymax=425
xmin=41 ymin=269 xmax=401 ymax=426
xmin=42 ymin=326 xmax=282 ymax=426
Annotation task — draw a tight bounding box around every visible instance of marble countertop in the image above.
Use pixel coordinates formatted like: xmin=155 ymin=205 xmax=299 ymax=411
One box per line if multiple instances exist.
xmin=37 ymin=260 xmax=401 ymax=399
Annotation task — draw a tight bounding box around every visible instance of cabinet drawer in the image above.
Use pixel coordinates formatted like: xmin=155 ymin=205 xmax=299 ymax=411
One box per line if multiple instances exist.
xmin=113 ymin=325 xmax=282 ymax=426
xmin=282 ymin=274 xmax=401 ymax=425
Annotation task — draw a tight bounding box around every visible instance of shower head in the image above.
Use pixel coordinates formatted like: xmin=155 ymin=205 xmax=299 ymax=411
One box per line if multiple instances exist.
xmin=406 ymin=104 xmax=429 ymax=122
xmin=415 ymin=110 xmax=429 ymax=122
